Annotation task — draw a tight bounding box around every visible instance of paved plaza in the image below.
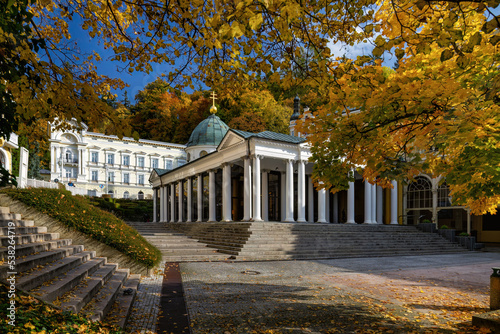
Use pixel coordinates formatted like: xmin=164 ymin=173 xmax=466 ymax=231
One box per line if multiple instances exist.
xmin=128 ymin=252 xmax=500 ymax=333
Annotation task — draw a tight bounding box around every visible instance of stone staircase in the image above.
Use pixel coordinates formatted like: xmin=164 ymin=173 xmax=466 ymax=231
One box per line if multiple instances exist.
xmin=0 ymin=205 xmax=140 ymax=328
xmin=125 ymin=222 xmax=230 ymax=262
xmin=167 ymin=222 xmax=467 ymax=261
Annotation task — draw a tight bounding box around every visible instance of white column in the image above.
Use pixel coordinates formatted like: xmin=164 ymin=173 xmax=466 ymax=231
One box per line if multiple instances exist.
xmin=186 ymin=177 xmax=192 ymax=222
xmin=326 ymin=190 xmax=330 ymax=223
xmin=54 ymin=146 xmax=59 ymax=174
xmin=376 ymin=185 xmax=383 ymax=224
xmin=159 ymin=187 xmax=165 ymax=223
xmin=178 ymin=181 xmax=183 ymax=222
xmin=432 ymin=183 xmax=438 ymax=225
xmin=297 ymin=160 xmax=306 ymax=222
xmin=390 ymin=180 xmax=398 ymax=224
xmin=252 ymin=156 xmax=263 ymax=221
xmin=78 ymin=148 xmax=82 ymax=175
xmin=80 ymin=148 xmax=84 ymax=175
xmin=346 ymin=180 xmax=356 ymax=224
xmin=333 ymin=193 xmax=339 ymax=224
xmin=467 ymin=209 xmax=471 ymax=235
xmin=281 ymin=172 xmax=286 ymax=221
xmin=262 ymin=170 xmax=269 ymax=221
xmin=243 ymin=157 xmax=252 ymax=221
xmin=308 ymin=176 xmax=314 ymax=223
xmin=170 ymin=183 xmax=175 ymax=222
xmin=153 ymin=188 xmax=158 ymax=223
xmin=164 ymin=185 xmax=169 ymax=222
xmin=284 ymin=159 xmax=295 ymax=222
xmin=371 ymin=184 xmax=377 ymax=224
xmin=317 ymin=188 xmax=327 ymax=223
xmin=364 ymin=181 xmax=372 ymax=224
xmin=222 ymin=164 xmax=232 ymax=222
xmin=197 ymin=174 xmax=203 ymax=222
xmin=51 ymin=146 xmax=56 ymax=172
xmin=208 ymin=170 xmax=216 ymax=222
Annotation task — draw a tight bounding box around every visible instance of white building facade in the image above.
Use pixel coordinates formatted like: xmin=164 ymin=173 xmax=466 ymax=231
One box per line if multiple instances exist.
xmin=48 ymin=122 xmax=186 ymax=199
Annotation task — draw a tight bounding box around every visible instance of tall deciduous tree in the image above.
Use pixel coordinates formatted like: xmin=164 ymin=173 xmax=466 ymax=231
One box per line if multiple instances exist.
xmin=298 ymin=2 xmax=500 ymax=215
xmin=3 ymin=0 xmax=499 ymax=212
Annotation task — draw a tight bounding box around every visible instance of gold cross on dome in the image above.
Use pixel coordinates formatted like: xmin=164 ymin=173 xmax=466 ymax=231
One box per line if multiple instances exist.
xmin=211 ymin=91 xmax=217 ymax=107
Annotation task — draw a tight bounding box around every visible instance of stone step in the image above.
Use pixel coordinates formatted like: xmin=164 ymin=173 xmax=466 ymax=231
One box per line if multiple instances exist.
xmin=0 ymin=245 xmax=84 ymax=280
xmin=0 ymin=239 xmax=73 ymax=261
xmin=0 ymin=233 xmax=60 ymax=246
xmin=161 ymin=247 xmax=224 ymax=256
xmin=134 ymin=233 xmax=188 ymax=238
xmin=162 ymin=254 xmax=230 ymax=262
xmin=143 ymin=237 xmax=202 ymax=244
xmin=17 ymin=251 xmax=95 ymax=291
xmin=0 ymin=203 xmax=138 ymax=329
xmin=31 ymin=257 xmax=107 ymax=302
xmin=0 ymin=219 xmax=35 ymax=227
xmin=235 ymin=249 xmax=466 ymax=261
xmin=185 ymin=231 xmax=431 ymax=239
xmin=158 ymin=222 xmax=468 ymax=262
xmin=237 ymin=245 xmax=464 ymax=256
xmin=0 ymin=226 xmax=47 ymax=235
xmin=58 ymin=263 xmax=118 ymax=313
xmin=195 ymin=234 xmax=446 ymax=245
xmin=0 ymin=213 xmax=22 ymax=220
xmin=81 ymin=268 xmax=129 ymax=321
xmin=200 ymin=238 xmax=458 ymax=252
xmin=104 ymin=274 xmax=141 ymax=328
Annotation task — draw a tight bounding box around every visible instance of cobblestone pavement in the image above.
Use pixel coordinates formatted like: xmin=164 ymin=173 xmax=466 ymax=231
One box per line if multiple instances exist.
xmin=180 ymin=253 xmax=500 ymax=334
xmin=125 ymin=262 xmax=165 ymax=333
xmin=126 ymin=253 xmax=500 ymax=334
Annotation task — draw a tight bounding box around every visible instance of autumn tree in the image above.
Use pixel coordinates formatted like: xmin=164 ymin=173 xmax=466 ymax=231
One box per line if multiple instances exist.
xmin=298 ymin=2 xmax=500 ymax=215
xmin=4 ymin=0 xmax=499 ymax=212
xmin=224 ymin=88 xmax=293 ymax=134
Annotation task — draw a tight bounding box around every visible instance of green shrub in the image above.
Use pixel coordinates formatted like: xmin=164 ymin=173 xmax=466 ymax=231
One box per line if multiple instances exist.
xmin=1 ymin=188 xmax=161 ymax=268
xmin=440 ymin=225 xmax=449 ymax=229
xmin=421 ymin=219 xmax=431 ymax=224
xmin=0 ymin=283 xmax=123 ymax=333
xmin=459 ymin=232 xmax=470 ymax=236
xmin=89 ymin=197 xmax=153 ymax=222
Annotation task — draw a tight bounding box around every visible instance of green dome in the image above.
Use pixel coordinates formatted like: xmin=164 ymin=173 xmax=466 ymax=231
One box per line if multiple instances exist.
xmin=186 ymin=114 xmax=230 ymax=147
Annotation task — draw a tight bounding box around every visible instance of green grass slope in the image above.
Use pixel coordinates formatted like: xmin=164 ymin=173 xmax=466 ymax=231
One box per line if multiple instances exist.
xmin=1 ymin=188 xmax=161 ymax=268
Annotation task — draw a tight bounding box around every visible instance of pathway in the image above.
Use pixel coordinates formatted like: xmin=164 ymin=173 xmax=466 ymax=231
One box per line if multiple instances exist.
xmin=127 ymin=252 xmax=500 ymax=333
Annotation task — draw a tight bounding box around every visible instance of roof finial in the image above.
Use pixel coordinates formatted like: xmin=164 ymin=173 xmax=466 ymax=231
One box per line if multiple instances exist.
xmin=210 ymin=91 xmax=217 ymax=114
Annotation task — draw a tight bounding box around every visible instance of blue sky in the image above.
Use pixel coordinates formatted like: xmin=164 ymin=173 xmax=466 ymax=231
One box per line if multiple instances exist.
xmin=68 ymin=20 xmax=177 ymax=102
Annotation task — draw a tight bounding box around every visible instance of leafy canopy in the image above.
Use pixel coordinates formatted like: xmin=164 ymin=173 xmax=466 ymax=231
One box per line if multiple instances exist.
xmin=2 ymin=0 xmax=499 ymax=213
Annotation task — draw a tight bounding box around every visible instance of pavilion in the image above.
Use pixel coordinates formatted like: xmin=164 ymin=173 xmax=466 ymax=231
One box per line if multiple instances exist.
xmin=149 ymin=96 xmax=400 ymax=225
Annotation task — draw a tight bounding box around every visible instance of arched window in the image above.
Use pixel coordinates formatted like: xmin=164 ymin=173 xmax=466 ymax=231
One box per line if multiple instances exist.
xmin=407 ymin=176 xmax=432 ymax=209
xmin=437 ymin=182 xmax=452 ymax=207
xmin=138 ymin=191 xmax=144 ymax=200
xmin=108 ymin=190 xmax=114 ymax=198
xmin=123 ymin=191 xmax=130 ymax=199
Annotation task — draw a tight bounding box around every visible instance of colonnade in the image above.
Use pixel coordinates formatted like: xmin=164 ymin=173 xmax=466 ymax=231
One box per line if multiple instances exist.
xmin=153 ymin=155 xmax=399 ymax=224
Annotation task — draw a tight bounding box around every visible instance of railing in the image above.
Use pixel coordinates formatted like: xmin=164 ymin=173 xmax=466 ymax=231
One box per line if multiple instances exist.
xmin=25 ymin=179 xmax=58 ymax=189
xmin=64 ymin=185 xmax=98 ymax=197
xmin=23 ymin=178 xmax=102 ymax=197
